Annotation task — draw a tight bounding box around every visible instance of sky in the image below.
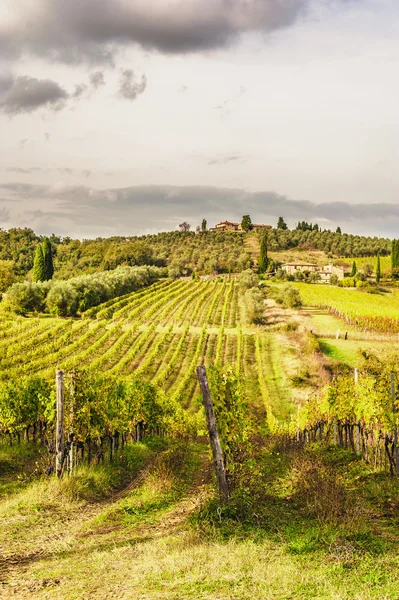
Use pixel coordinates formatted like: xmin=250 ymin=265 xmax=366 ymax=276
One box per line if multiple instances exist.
xmin=0 ymin=0 xmax=398 ymax=239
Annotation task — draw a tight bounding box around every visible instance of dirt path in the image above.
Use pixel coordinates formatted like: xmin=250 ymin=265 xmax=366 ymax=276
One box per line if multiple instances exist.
xmin=0 ymin=447 xmax=212 ymax=599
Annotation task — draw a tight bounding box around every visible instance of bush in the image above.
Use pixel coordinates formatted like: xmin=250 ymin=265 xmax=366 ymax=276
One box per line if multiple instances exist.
xmin=244 ymin=287 xmax=265 ymax=324
xmin=5 ymin=265 xmax=162 ymax=317
xmin=238 ymin=269 xmax=259 ymax=290
xmin=281 ymin=285 xmax=302 ymax=308
xmin=3 ymin=281 xmax=47 ymax=315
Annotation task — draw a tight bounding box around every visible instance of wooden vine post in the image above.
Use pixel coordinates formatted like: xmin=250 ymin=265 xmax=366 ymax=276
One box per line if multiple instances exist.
xmin=56 ymin=370 xmax=65 ymax=478
xmin=196 ymin=365 xmax=229 ymax=504
xmin=390 ymin=373 xmax=399 ymax=477
xmin=354 ymin=368 xmax=361 ymax=455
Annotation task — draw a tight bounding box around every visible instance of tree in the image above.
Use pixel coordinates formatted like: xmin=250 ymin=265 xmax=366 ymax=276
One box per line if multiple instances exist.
xmin=277 ymin=217 xmax=288 ymax=230
xmin=350 ymin=260 xmax=357 ymax=277
xmin=42 ymin=237 xmax=54 ymax=280
xmin=179 ymin=222 xmax=191 ymax=232
xmin=201 ymin=219 xmax=207 ymax=233
xmin=241 ymin=215 xmax=253 ymax=232
xmin=32 ymin=243 xmax=46 ymax=282
xmin=258 ymin=233 xmax=268 ymax=273
xmin=0 ymin=260 xmax=16 ymax=293
xmin=392 ymin=240 xmax=399 ymax=278
xmin=336 ymin=227 xmax=342 ymax=234
xmin=376 ymin=253 xmax=381 ymax=284
xmin=363 ymin=263 xmax=373 ymax=277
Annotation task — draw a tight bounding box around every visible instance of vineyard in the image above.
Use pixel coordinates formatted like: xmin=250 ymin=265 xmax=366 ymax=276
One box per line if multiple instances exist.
xmin=0 ymin=278 xmax=300 ymax=444
xmin=291 ymin=282 xmax=399 ymax=333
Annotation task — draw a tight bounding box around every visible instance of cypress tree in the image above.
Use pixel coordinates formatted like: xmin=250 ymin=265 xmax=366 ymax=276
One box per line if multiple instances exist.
xmin=32 ymin=243 xmax=46 ymax=282
xmin=258 ymin=233 xmax=268 ymax=273
xmin=376 ymin=253 xmax=381 ymax=284
xmin=350 ymin=260 xmax=357 ymax=277
xmin=42 ymin=237 xmax=54 ymax=280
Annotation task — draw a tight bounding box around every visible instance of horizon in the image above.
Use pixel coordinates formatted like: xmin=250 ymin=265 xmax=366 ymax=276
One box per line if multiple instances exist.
xmin=1 ymin=1 xmax=399 ymax=238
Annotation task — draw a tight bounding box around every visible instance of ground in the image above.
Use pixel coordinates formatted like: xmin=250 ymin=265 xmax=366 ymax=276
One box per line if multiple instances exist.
xmin=1 ymin=440 xmax=399 ymax=599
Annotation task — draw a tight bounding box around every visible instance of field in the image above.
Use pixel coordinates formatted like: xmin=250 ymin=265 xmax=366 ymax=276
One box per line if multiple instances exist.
xmin=0 ymin=278 xmax=316 ymax=425
xmin=2 ymin=276 xmax=399 ymax=599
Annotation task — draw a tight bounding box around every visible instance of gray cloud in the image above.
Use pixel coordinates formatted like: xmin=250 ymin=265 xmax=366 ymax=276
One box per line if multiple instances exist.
xmin=0 ymin=182 xmax=396 ymax=238
xmin=89 ymin=71 xmax=106 ymax=88
xmin=72 ymin=83 xmax=88 ymax=99
xmin=0 ymin=0 xmax=311 ymax=65
xmin=0 ymin=75 xmax=68 ymax=114
xmin=119 ymin=70 xmax=147 ymax=100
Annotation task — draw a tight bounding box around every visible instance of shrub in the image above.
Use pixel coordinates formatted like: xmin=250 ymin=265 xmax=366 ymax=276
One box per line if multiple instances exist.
xmin=238 ymin=269 xmax=259 ymax=290
xmin=3 ymin=281 xmax=47 ymax=315
xmin=244 ymin=287 xmax=265 ymax=324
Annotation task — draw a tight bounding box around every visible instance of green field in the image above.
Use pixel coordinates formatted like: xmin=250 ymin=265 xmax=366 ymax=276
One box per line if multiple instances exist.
xmin=2 ymin=276 xmax=399 ymax=599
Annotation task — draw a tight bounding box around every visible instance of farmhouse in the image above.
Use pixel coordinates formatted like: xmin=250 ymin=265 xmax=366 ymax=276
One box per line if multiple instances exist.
xmin=282 ymin=263 xmax=345 ymax=283
xmin=210 ymin=220 xmax=271 ymax=232
xmin=214 ymin=221 xmax=241 ymax=232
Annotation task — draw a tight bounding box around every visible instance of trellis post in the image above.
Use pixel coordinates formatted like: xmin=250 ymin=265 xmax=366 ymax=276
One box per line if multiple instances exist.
xmin=196 ymin=365 xmax=229 ymax=504
xmin=56 ymin=370 xmax=65 ymax=478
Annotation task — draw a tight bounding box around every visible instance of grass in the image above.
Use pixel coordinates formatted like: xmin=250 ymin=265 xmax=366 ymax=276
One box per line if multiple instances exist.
xmin=2 ymin=439 xmax=399 ymax=599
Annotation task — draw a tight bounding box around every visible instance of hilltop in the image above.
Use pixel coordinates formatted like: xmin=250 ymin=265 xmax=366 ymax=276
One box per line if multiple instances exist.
xmin=0 ymin=224 xmax=392 ymax=292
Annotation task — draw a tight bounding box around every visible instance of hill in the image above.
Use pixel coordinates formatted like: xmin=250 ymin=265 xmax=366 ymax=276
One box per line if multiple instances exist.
xmin=0 ymin=226 xmax=392 ymax=292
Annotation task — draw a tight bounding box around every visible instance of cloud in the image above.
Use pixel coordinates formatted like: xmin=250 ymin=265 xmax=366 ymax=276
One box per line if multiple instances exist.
xmin=207 ymin=155 xmax=245 ymax=166
xmin=0 ymin=182 xmax=397 ymax=238
xmin=0 ymin=0 xmax=312 ymax=65
xmin=72 ymin=83 xmax=88 ymax=99
xmin=119 ymin=70 xmax=147 ymax=100
xmin=0 ymin=75 xmax=68 ymax=114
xmin=89 ymin=71 xmax=106 ymax=88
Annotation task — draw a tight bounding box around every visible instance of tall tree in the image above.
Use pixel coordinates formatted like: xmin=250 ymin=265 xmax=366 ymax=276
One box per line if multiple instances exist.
xmin=42 ymin=237 xmax=54 ymax=280
xmin=376 ymin=253 xmax=381 ymax=284
xmin=32 ymin=243 xmax=46 ymax=282
xmin=258 ymin=233 xmax=268 ymax=273
xmin=277 ymin=216 xmax=288 ymax=230
xmin=350 ymin=260 xmax=357 ymax=277
xmin=392 ymin=239 xmax=399 ymax=278
xmin=241 ymin=215 xmax=253 ymax=232
xmin=336 ymin=226 xmax=342 ymax=234
xmin=201 ymin=218 xmax=207 ymax=233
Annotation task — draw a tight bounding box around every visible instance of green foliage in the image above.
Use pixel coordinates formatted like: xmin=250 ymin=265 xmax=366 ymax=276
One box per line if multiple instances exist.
xmin=237 ymin=269 xmax=259 ymax=290
xmin=296 ymin=221 xmax=318 ymax=231
xmin=376 ymin=253 xmax=381 ymax=284
xmin=244 ymin=287 xmax=265 ymax=324
xmin=32 ymin=243 xmax=46 ymax=282
xmin=208 ymin=365 xmax=253 ymax=477
xmin=0 ymin=260 xmax=16 ymax=293
xmin=42 ymin=237 xmax=54 ymax=280
xmin=258 ymin=233 xmax=268 ymax=273
xmin=201 ymin=219 xmax=207 ymax=232
xmin=277 ymin=217 xmax=288 ymax=230
xmin=3 ymin=281 xmax=47 ymax=315
xmin=391 ymin=239 xmax=399 ymax=278
xmin=6 ymin=266 xmax=161 ymax=317
xmin=273 ymin=284 xmax=302 ymax=308
xmin=240 ymin=215 xmax=253 ymax=232
xmin=350 ymin=261 xmax=357 ymax=277
xmin=0 ymin=370 xmax=190 ymax=441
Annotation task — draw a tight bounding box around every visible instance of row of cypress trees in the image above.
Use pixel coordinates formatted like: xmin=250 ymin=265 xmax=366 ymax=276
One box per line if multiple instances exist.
xmin=32 ymin=238 xmax=54 ymax=282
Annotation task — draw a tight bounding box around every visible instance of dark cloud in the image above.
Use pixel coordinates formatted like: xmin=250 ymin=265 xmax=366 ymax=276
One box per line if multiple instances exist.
xmin=0 ymin=0 xmax=311 ymax=65
xmin=0 ymin=182 xmax=397 ymax=238
xmin=0 ymin=75 xmax=68 ymax=114
xmin=119 ymin=70 xmax=147 ymax=100
xmin=89 ymin=71 xmax=106 ymax=88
